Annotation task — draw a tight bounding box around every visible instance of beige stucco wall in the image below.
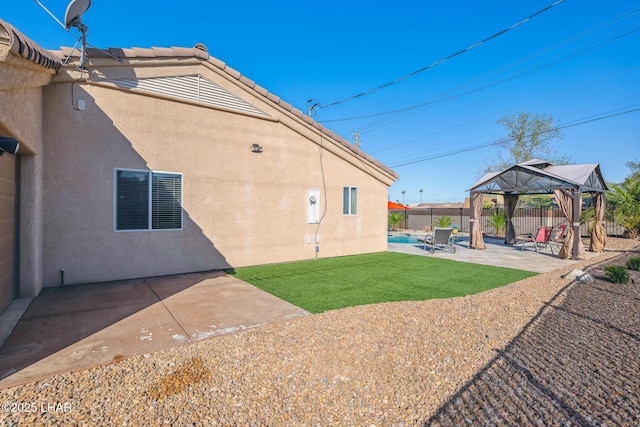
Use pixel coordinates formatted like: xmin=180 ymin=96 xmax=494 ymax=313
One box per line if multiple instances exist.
xmin=0 ymin=53 xmax=54 ymax=297
xmin=41 ymin=60 xmax=395 ymax=287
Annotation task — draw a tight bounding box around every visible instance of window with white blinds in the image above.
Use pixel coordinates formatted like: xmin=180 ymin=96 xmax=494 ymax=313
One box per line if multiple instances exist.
xmin=115 ymin=169 xmax=183 ymax=231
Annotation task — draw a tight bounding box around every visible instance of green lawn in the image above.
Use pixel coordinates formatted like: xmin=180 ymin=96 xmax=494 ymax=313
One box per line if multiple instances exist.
xmin=226 ymin=252 xmax=537 ymax=314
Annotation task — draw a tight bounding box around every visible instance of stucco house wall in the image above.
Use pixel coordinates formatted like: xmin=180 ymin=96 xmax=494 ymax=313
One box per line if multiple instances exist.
xmin=39 ymin=51 xmax=397 ymax=287
xmin=1 ymin=19 xmax=60 ymax=300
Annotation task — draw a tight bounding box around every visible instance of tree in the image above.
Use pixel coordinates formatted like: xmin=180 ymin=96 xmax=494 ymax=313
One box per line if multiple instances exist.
xmin=486 ymin=112 xmax=568 ymax=173
xmin=607 ymin=160 xmax=640 ymax=238
xmin=625 ymin=159 xmax=640 ymax=181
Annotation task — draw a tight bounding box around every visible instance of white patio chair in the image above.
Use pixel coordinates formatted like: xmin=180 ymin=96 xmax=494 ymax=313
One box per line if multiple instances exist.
xmin=420 ymin=227 xmax=457 ymax=254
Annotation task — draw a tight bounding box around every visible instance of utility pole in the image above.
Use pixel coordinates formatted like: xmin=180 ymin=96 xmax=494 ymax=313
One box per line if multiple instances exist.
xmin=354 ymin=130 xmax=360 ymax=150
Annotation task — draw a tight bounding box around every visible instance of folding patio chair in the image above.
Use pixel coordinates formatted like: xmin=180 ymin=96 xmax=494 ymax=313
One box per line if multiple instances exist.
xmin=548 ymin=223 xmax=567 ymax=255
xmin=518 ymin=226 xmax=553 ymax=254
xmin=419 ymin=227 xmax=457 ymax=254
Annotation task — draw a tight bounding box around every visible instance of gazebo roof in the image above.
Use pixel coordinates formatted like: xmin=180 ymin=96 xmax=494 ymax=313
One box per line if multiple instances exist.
xmin=469 ymin=159 xmax=608 ymax=195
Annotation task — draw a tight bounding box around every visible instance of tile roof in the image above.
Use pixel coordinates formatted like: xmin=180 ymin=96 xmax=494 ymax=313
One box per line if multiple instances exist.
xmin=0 ymin=19 xmax=62 ymax=71
xmin=52 ymin=45 xmax=399 ymax=180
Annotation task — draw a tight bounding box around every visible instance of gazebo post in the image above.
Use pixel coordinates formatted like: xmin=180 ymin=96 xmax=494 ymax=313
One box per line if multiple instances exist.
xmin=469 ymin=191 xmax=474 ymax=246
xmin=572 ymin=189 xmax=582 ymax=259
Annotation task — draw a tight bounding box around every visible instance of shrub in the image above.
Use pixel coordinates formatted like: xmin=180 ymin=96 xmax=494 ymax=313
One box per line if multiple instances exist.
xmin=489 ymin=212 xmax=507 ymax=236
xmin=626 ymin=257 xmax=640 ymax=271
xmin=388 ymin=213 xmax=403 ymax=231
xmin=604 ymin=265 xmax=629 ymax=284
xmin=434 ymin=216 xmax=452 ymax=228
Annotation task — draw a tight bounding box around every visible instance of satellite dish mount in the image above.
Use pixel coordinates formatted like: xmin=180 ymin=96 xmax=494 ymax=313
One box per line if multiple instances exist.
xmin=36 ymin=0 xmax=122 ymax=67
xmin=64 ymin=0 xmax=91 ymax=70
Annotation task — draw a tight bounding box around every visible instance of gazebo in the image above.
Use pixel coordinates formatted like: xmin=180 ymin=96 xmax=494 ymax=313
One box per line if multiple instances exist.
xmin=468 ymin=159 xmax=608 ymax=260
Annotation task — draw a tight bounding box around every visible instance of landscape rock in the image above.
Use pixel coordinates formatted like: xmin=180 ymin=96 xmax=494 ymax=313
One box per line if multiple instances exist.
xmin=0 ymin=239 xmax=638 ymax=425
xmin=561 ymin=268 xmax=595 ymax=283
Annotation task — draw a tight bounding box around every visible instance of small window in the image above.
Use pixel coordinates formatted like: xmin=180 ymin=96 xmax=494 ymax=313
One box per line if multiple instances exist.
xmin=342 ymin=186 xmax=358 ymax=215
xmin=115 ymin=169 xmax=183 ymax=231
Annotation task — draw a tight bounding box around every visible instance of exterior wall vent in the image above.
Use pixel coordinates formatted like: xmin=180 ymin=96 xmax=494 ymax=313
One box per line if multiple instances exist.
xmin=107 ymin=74 xmax=269 ymax=117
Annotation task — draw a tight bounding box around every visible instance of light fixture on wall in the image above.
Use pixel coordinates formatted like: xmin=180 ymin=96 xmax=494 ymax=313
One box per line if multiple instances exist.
xmin=251 ymin=144 xmax=263 ymax=153
xmin=0 ymin=136 xmax=19 ymax=156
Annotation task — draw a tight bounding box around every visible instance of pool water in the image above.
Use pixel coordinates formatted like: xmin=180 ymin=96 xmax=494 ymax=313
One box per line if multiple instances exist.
xmin=387 ymin=235 xmax=419 ymax=244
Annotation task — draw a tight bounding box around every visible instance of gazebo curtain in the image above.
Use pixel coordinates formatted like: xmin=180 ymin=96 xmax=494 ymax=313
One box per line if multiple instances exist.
xmin=553 ymin=189 xmax=585 ymax=260
xmin=589 ymin=192 xmax=606 ymax=252
xmin=504 ymin=194 xmax=519 ymax=245
xmin=470 ymin=192 xmax=486 ymax=249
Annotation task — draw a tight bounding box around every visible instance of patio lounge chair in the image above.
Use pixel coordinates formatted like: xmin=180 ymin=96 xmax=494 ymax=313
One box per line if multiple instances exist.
xmin=518 ymin=225 xmax=553 ymax=254
xmin=418 ymin=227 xmax=457 ymax=254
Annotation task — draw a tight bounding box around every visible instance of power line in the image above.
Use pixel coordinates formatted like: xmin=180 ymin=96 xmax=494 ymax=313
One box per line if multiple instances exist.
xmin=382 ymin=95 xmax=640 ymax=165
xmin=316 ymin=0 xmax=565 ymax=110
xmin=325 ymin=6 xmax=640 ymax=148
xmin=364 ymin=25 xmax=640 ymax=138
xmin=338 ymin=23 xmax=640 ymax=157
xmin=388 ymin=106 xmax=640 ymax=168
xmin=321 ymin=22 xmax=640 ymax=126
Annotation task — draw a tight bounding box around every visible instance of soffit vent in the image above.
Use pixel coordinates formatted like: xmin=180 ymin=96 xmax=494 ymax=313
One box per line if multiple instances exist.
xmin=108 ymin=74 xmax=269 ymax=116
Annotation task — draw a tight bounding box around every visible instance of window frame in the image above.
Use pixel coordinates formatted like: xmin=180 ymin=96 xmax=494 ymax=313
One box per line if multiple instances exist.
xmin=114 ymin=168 xmax=184 ymax=232
xmin=342 ymin=185 xmax=358 ymax=216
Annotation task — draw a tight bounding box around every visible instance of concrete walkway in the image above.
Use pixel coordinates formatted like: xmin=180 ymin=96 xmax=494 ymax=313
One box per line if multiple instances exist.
xmin=0 ymin=271 xmax=309 ymax=388
xmin=388 ymin=234 xmax=598 ymax=273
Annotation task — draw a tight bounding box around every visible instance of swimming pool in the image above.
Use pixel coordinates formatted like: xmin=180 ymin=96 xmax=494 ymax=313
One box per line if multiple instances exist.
xmin=387 ymin=234 xmax=420 ymax=244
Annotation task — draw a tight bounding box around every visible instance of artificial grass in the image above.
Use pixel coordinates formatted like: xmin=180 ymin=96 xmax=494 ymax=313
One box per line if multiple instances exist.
xmin=226 ymin=252 xmax=537 ymax=314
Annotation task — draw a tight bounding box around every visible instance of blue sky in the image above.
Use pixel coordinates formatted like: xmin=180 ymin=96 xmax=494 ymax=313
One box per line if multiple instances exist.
xmin=3 ymin=1 xmax=639 ymax=203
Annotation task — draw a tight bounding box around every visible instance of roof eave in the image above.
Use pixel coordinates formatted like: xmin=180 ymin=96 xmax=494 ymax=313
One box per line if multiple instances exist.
xmin=51 ymin=44 xmax=399 ymax=182
xmin=0 ymin=19 xmax=62 ymax=72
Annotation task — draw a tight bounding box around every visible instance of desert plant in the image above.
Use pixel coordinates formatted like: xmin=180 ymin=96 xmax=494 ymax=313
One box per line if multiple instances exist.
xmin=489 ymin=211 xmax=507 ymax=236
xmin=607 ymin=164 xmax=640 ymax=238
xmin=626 ymin=257 xmax=640 ymax=271
xmin=434 ymin=216 xmax=452 ymax=228
xmin=604 ymin=265 xmax=629 ymax=284
xmin=388 ymin=213 xmax=403 ymax=231
xmin=580 ymin=207 xmax=596 ymax=233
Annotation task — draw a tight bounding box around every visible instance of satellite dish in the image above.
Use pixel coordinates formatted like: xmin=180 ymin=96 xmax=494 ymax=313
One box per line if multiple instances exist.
xmin=62 ymin=0 xmax=91 ymax=70
xmin=36 ymin=0 xmax=122 ymax=68
xmin=64 ymin=0 xmax=91 ymax=30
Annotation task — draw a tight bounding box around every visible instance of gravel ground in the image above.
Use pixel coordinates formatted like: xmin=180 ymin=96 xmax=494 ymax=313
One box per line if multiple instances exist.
xmin=1 ymin=238 xmax=639 ymax=426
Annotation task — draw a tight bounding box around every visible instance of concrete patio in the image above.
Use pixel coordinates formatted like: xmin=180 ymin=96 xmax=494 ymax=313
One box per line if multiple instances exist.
xmin=0 ymin=271 xmax=309 ymax=388
xmin=388 ymin=234 xmax=600 ymax=273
